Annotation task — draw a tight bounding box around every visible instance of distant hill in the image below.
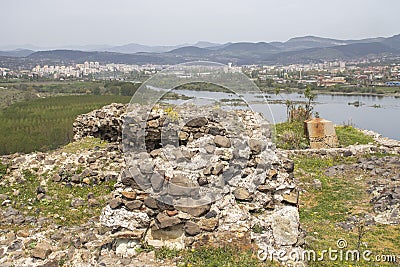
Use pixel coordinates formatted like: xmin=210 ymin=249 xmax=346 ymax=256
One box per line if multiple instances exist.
xmin=275 ymin=36 xmax=348 ymax=51
xmin=1 ymin=34 xmax=399 ymax=66
xmin=107 ymin=43 xmax=190 ymax=54
xmin=0 ymin=49 xmax=34 ymax=57
xmin=382 ymin=34 xmax=400 ymax=49
xmin=266 ymin=42 xmax=398 ymax=64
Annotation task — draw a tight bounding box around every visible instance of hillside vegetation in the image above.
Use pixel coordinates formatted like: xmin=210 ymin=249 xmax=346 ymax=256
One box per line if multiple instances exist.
xmin=0 ymin=95 xmax=131 ymax=154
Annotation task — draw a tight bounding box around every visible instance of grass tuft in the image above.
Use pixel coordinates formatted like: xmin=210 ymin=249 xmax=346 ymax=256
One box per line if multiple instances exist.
xmin=336 ymin=126 xmax=374 ymax=147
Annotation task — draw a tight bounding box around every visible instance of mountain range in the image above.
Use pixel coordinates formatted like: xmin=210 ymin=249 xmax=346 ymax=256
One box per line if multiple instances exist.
xmin=1 ymin=34 xmax=400 ymax=66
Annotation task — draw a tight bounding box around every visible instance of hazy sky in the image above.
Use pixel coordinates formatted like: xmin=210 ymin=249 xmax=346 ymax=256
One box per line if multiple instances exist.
xmin=1 ymin=0 xmax=400 ymax=47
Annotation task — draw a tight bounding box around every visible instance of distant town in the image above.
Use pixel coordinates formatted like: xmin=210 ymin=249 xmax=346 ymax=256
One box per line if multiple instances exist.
xmin=1 ymin=59 xmax=400 ymax=91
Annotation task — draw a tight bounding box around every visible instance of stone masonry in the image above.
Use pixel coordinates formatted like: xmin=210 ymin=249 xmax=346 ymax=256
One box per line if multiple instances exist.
xmin=74 ymin=103 xmax=305 ymax=263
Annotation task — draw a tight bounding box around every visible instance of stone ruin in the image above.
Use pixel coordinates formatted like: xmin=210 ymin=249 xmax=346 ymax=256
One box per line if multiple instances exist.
xmin=74 ymin=103 xmax=305 ymax=262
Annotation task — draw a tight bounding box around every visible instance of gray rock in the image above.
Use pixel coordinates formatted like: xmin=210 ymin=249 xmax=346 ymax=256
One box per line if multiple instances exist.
xmin=313 ymin=179 xmax=322 ymax=190
xmin=248 ymin=139 xmax=264 ymax=154
xmin=233 ymin=187 xmax=251 ymax=201
xmin=168 ymin=174 xmax=199 ymax=197
xmin=150 ymin=173 xmax=164 ymax=192
xmin=139 ymin=161 xmax=154 ymax=174
xmin=197 ymin=176 xmax=209 ymax=186
xmin=186 ymin=117 xmax=208 ymax=127
xmin=8 ymin=240 xmax=22 ymax=251
xmin=184 ymin=221 xmax=201 ymax=236
xmin=71 ymin=174 xmax=81 ymax=183
xmin=156 ymin=213 xmax=181 ymax=229
xmin=205 ymin=210 xmax=217 ymax=219
xmin=271 ymin=206 xmax=300 ymax=246
xmin=13 ymin=214 xmax=25 ymax=225
xmin=208 ymin=126 xmax=221 ymax=136
xmin=31 ymin=241 xmax=52 ymax=260
xmin=71 ymin=198 xmax=85 ymax=208
xmin=125 ymin=200 xmax=143 ymax=210
xmin=109 ymin=197 xmax=123 ymax=209
xmin=3 ymin=207 xmax=19 ymax=217
xmin=343 ymin=150 xmax=353 ymax=157
xmin=214 ymin=135 xmax=231 ymax=148
xmin=143 ymin=197 xmax=158 ymax=209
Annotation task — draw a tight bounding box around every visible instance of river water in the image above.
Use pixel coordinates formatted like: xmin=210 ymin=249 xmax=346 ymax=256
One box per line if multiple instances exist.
xmin=160 ymin=89 xmax=400 ymax=140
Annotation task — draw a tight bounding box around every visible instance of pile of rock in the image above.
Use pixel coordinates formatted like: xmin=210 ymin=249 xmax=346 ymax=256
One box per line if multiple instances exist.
xmin=73 ymin=103 xmax=126 ymax=142
xmin=83 ymin=104 xmax=306 ymax=261
xmin=0 ymin=142 xmax=123 ymax=189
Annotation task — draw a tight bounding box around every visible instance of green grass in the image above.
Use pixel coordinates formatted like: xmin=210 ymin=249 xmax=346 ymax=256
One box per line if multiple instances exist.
xmin=0 ymin=168 xmax=115 ymax=228
xmin=336 ymin=126 xmax=374 ymax=147
xmin=294 ymin=155 xmax=400 ymax=267
xmin=60 ymin=137 xmax=109 ymax=154
xmin=0 ymin=160 xmax=8 ymax=178
xmin=155 ymin=246 xmax=278 ymax=267
xmin=0 ymin=95 xmax=131 ymax=155
xmin=275 ymin=122 xmax=374 ymax=149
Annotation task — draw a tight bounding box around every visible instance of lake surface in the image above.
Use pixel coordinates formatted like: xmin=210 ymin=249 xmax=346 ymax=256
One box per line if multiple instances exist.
xmin=160 ymin=89 xmax=400 ymax=140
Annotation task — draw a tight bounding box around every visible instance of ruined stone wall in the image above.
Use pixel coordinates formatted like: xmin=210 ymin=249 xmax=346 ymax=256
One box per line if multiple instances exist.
xmin=73 ymin=103 xmax=305 ymax=262
xmin=73 ymin=103 xmax=126 ymax=142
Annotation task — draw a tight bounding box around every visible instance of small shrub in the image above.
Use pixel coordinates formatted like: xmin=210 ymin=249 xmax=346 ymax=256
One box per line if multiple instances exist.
xmin=274 ymin=121 xmax=309 ymax=150
xmin=252 ymin=224 xmax=265 ymax=234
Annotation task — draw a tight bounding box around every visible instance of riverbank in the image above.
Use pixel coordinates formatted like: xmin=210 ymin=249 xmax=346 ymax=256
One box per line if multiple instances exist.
xmin=259 ymin=86 xmax=400 ymax=98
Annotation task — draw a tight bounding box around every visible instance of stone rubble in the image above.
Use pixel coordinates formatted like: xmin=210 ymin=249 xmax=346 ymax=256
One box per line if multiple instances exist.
xmin=96 ymin=103 xmax=304 ymax=262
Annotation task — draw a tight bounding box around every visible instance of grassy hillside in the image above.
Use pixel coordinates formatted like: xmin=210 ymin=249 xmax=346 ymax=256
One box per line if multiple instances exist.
xmin=0 ymin=95 xmax=130 ymax=154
